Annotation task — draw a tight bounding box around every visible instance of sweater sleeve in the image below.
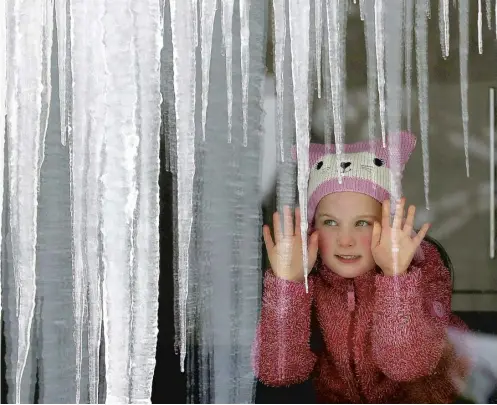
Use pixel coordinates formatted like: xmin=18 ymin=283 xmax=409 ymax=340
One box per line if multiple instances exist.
xmin=251 ymin=270 xmax=317 ymax=386
xmin=371 ymin=241 xmax=467 ymax=382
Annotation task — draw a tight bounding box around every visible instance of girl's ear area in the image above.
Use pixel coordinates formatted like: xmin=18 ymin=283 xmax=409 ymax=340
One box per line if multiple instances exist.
xmin=374 ymin=131 xmax=417 ymax=167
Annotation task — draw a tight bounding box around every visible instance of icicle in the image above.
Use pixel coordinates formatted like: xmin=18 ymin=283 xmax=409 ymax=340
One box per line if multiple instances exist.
xmin=427 ymin=0 xmax=431 ymax=18
xmin=55 ymin=0 xmax=72 ymax=146
xmin=478 ymin=0 xmax=483 ymax=54
xmin=221 ymin=0 xmax=234 ymax=142
xmin=127 ymin=0 xmax=162 ymax=400
xmin=200 ymin=0 xmax=218 ymax=141
xmin=459 ymin=0 xmax=470 ymax=177
xmin=315 ymin=0 xmax=323 ymax=99
xmin=359 ymin=0 xmax=365 ymax=20
xmin=363 ymin=0 xmax=377 ymax=143
xmin=486 ymin=0 xmax=492 ymax=29
xmin=170 ymin=0 xmax=197 ymax=372
xmin=6 ymin=0 xmax=53 ymax=402
xmin=374 ymin=0 xmax=386 ymax=147
xmin=288 ymin=0 xmax=311 ymax=290
xmin=439 ymin=0 xmax=450 ymax=58
xmin=240 ymin=0 xmax=250 ymax=147
xmin=68 ymin=0 xmax=88 ymax=399
xmin=0 ymin=0 xmax=5 ymax=320
xmin=327 ymin=0 xmax=347 ymax=182
xmin=193 ymin=0 xmax=199 ymax=47
xmin=404 ymin=0 xmax=414 ymax=131
xmin=273 ymin=0 xmax=286 ymax=162
xmin=416 ymin=0 xmax=430 ymax=209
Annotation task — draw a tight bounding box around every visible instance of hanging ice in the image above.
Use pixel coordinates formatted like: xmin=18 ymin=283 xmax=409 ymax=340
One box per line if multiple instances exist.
xmin=404 ymin=0 xmax=414 ymax=131
xmin=6 ymin=0 xmax=53 ymax=403
xmin=439 ymin=0 xmax=450 ymax=58
xmin=415 ymin=0 xmax=431 ymax=209
xmin=363 ymin=0 xmax=377 ymax=143
xmin=459 ymin=0 xmax=470 ymax=177
xmin=374 ymin=0 xmax=387 ymax=146
xmin=315 ymin=0 xmax=322 ymax=99
xmin=240 ymin=0 xmax=250 ymax=146
xmin=288 ymin=0 xmax=310 ymax=289
xmin=221 ymin=0 xmax=235 ymax=142
xmin=0 ymin=0 xmax=5 ymax=319
xmin=273 ymin=0 xmax=286 ymax=162
xmin=170 ymin=0 xmax=197 ymax=372
xmin=54 ymin=0 xmax=72 ymax=145
xmin=486 ymin=0 xmax=492 ymax=28
xmin=478 ymin=0 xmax=483 ymax=54
xmin=95 ymin=0 xmax=162 ymax=401
xmin=201 ymin=0 xmax=218 ymax=141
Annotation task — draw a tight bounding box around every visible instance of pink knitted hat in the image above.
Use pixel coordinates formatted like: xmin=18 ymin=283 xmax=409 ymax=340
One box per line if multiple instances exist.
xmin=305 ymin=132 xmax=417 ymax=224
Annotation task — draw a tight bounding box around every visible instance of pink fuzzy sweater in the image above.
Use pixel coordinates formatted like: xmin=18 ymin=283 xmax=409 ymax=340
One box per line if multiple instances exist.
xmin=252 ymin=241 xmax=468 ymax=403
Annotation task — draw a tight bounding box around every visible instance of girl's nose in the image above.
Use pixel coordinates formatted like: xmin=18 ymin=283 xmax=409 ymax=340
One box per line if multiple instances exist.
xmin=337 ymin=230 xmax=355 ymax=247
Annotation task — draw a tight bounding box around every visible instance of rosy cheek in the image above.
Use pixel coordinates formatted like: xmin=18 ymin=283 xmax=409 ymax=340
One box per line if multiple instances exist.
xmin=318 ymin=232 xmax=333 ymax=255
xmin=360 ymin=235 xmax=372 ymax=248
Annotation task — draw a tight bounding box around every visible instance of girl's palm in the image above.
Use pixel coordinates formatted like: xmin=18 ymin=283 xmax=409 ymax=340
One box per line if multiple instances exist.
xmin=263 ymin=206 xmax=319 ymax=282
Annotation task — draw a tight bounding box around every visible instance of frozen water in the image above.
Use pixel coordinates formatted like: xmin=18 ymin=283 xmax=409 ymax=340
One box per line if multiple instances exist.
xmin=273 ymin=0 xmax=286 ymax=162
xmin=201 ymin=0 xmax=217 ymax=141
xmin=459 ymin=0 xmax=470 ymax=177
xmin=170 ymin=0 xmax=197 ymax=373
xmin=439 ymin=0 xmax=450 ymax=58
xmin=375 ymin=0 xmax=386 ymax=146
xmin=363 ymin=0 xmax=377 ymax=144
xmin=221 ymin=0 xmax=235 ymax=142
xmin=240 ymin=0 xmax=250 ymax=147
xmin=404 ymin=0 xmax=414 ymax=131
xmin=478 ymin=0 xmax=483 ymax=54
xmin=289 ymin=0 xmax=311 ymax=289
xmin=416 ymin=0 xmax=431 ymax=209
xmin=5 ymin=0 xmax=53 ymax=402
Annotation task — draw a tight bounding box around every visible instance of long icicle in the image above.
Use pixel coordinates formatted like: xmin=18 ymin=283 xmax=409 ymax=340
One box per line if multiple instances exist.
xmin=288 ymin=0 xmax=310 ymax=290
xmin=54 ymin=0 xmax=72 ymax=146
xmin=221 ymin=0 xmax=235 ymax=142
xmin=459 ymin=0 xmax=470 ymax=177
xmin=374 ymin=0 xmax=387 ymax=147
xmin=363 ymin=0 xmax=377 ymax=144
xmin=404 ymin=0 xmax=414 ymax=131
xmin=6 ymin=0 xmax=53 ymax=402
xmin=273 ymin=0 xmax=286 ymax=162
xmin=478 ymin=0 xmax=483 ymax=54
xmin=327 ymin=0 xmax=347 ymax=181
xmin=0 ymin=0 xmax=5 ymax=321
xmin=68 ymin=0 xmax=88 ymax=400
xmin=127 ymin=0 xmax=163 ymax=400
xmin=200 ymin=0 xmax=217 ymax=141
xmin=486 ymin=0 xmax=492 ymax=29
xmin=170 ymin=0 xmax=197 ymax=373
xmin=416 ymin=0 xmax=431 ymax=209
xmin=439 ymin=0 xmax=450 ymax=58
xmin=240 ymin=0 xmax=251 ymax=147
xmin=315 ymin=0 xmax=323 ymax=99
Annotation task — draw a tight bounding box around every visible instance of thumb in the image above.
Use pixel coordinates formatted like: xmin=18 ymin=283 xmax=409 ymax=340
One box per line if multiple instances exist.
xmin=308 ymin=231 xmax=319 ymax=269
xmin=371 ymin=221 xmax=381 ymax=249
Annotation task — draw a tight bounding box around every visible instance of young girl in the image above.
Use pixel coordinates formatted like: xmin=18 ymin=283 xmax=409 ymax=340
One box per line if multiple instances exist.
xmin=252 ymin=132 xmax=468 ymax=403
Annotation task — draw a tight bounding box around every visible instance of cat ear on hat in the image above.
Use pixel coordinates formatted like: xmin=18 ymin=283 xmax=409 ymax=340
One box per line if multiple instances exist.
xmin=375 ymin=131 xmax=417 ymax=167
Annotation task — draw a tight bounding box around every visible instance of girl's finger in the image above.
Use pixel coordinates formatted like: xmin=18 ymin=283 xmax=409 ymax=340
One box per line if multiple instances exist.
xmin=283 ymin=205 xmax=293 ymax=236
xmin=392 ymin=198 xmax=405 ymax=230
xmin=413 ymin=222 xmax=431 ymax=245
xmin=381 ymin=199 xmax=391 ymax=229
xmin=294 ymin=207 xmax=301 ymax=237
xmin=273 ymin=210 xmax=282 ymax=244
xmin=371 ymin=221 xmax=382 ymax=249
xmin=403 ymin=204 xmax=416 ymax=235
xmin=262 ymin=224 xmax=275 ymax=255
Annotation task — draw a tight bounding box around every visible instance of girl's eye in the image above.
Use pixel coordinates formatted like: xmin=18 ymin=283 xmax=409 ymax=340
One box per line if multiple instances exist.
xmin=356 ymin=220 xmax=370 ymax=227
xmin=323 ymin=219 xmax=337 ymax=226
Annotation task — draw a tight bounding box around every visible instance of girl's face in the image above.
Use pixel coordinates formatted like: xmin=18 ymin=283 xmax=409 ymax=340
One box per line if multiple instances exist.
xmin=314 ymin=192 xmax=382 ymax=278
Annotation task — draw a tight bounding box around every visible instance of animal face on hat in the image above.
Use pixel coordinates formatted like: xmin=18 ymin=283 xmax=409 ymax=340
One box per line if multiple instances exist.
xmin=305 ymin=132 xmax=417 ymax=224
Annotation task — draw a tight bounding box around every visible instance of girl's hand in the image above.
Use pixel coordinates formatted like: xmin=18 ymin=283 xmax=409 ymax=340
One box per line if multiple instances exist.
xmin=371 ymin=198 xmax=431 ymax=276
xmin=263 ymin=206 xmax=319 ymax=282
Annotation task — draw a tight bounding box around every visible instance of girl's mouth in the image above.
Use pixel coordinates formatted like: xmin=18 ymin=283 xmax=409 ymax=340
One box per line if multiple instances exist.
xmin=335 ymin=255 xmax=361 ymax=263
